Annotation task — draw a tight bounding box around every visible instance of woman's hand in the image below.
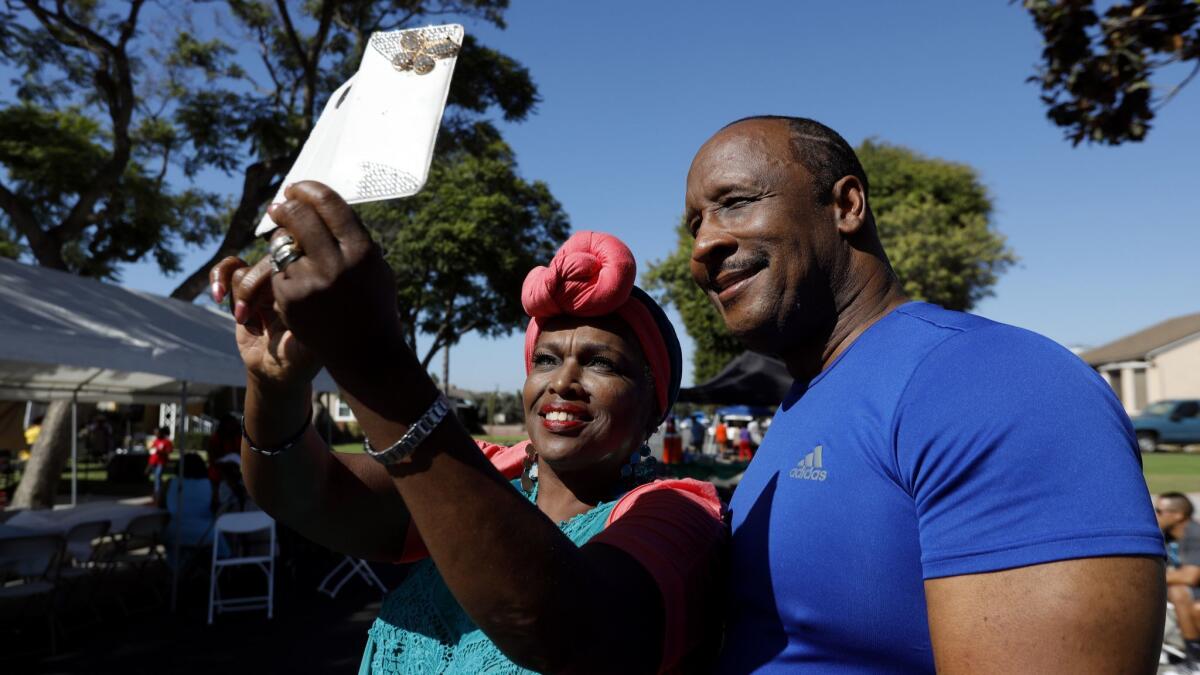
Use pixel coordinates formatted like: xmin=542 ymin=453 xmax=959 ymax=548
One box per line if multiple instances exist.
xmin=210 ymin=254 xmax=321 ymax=392
xmin=253 ymin=181 xmax=404 ymax=380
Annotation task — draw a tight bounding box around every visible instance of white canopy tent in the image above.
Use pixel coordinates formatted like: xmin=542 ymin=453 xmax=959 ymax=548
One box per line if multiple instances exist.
xmin=0 ymin=255 xmax=337 ymax=485
xmin=0 ymin=258 xmax=336 ymax=403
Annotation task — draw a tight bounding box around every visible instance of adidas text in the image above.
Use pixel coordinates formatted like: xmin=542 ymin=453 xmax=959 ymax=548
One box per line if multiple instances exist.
xmin=789 ymin=445 xmax=828 ymax=481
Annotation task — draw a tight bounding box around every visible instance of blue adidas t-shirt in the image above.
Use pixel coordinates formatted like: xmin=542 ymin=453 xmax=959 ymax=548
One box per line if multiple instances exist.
xmin=718 ymin=302 xmax=1163 ymax=673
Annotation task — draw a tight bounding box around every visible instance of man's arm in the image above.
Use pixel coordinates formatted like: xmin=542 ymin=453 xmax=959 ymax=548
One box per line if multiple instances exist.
xmin=1167 ymin=564 xmax=1200 ymax=587
xmin=925 ymin=556 xmax=1164 ymax=674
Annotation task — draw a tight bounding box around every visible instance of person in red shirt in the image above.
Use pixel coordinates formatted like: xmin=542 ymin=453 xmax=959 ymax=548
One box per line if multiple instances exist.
xmin=146 ymin=425 xmax=173 ymax=500
xmin=714 ymin=421 xmax=729 ymax=457
xmin=661 ymin=416 xmax=682 ymax=465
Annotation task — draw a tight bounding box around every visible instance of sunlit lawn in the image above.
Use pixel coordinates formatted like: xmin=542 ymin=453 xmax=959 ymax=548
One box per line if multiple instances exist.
xmin=36 ymin=446 xmax=1197 ymax=499
xmin=1143 ymin=452 xmax=1200 ymax=494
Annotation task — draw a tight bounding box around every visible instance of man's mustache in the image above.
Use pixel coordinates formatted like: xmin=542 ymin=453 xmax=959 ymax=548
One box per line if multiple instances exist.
xmin=706 ymin=252 xmax=769 ymax=289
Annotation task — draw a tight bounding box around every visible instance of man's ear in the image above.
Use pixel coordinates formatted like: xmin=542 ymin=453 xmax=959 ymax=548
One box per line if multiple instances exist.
xmin=832 ymin=175 xmax=867 ymax=236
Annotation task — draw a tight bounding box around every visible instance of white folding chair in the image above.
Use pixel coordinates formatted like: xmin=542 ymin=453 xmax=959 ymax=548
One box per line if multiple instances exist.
xmin=208 ymin=511 xmax=275 ymax=624
xmin=317 ymin=555 xmax=387 ymax=598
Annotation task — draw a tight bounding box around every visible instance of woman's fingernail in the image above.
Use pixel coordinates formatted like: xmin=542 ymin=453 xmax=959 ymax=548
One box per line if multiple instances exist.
xmin=233 ymin=301 xmax=248 ymax=324
xmin=211 ymin=282 xmax=225 ymax=303
xmin=267 ymin=203 xmax=280 ymax=217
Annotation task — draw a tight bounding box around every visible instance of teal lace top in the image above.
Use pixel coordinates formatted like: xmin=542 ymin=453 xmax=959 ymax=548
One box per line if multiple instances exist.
xmin=359 ymin=481 xmax=622 ymax=674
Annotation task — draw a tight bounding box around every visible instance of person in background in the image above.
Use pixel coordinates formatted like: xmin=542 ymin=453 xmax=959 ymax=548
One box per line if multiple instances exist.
xmin=84 ymin=414 xmax=115 ymax=461
xmin=737 ymin=425 xmax=754 ymax=461
xmin=161 ymin=452 xmax=230 ymax=567
xmin=747 ymin=417 xmax=763 ymax=446
xmin=146 ymin=425 xmax=173 ymax=502
xmin=688 ymin=413 xmax=707 ymax=456
xmin=21 ymin=415 xmax=42 ymax=461
xmin=206 ymin=414 xmax=242 ymax=509
xmin=661 ymin=416 xmax=682 ymax=465
xmin=1158 ymin=492 xmax=1200 ymax=667
xmin=714 ymin=419 xmax=729 ymax=458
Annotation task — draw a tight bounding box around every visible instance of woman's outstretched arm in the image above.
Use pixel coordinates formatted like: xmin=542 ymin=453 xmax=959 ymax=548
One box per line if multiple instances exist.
xmin=213 ymin=256 xmax=412 ymax=562
xmin=263 ymin=182 xmax=724 ymax=673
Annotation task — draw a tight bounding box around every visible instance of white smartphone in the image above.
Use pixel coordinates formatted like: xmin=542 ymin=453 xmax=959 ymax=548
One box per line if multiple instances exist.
xmin=255 ymin=24 xmax=463 ymax=237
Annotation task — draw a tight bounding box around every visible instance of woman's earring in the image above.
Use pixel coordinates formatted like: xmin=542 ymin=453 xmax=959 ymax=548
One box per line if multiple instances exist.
xmin=521 ymin=446 xmax=538 ymax=492
xmin=622 ymin=443 xmax=656 ymax=485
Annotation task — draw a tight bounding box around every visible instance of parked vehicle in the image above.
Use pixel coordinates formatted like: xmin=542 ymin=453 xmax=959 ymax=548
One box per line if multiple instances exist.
xmin=1132 ymin=399 xmax=1200 ymax=452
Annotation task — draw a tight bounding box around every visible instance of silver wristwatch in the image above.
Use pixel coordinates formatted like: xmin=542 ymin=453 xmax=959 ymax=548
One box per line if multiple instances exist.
xmin=363 ymin=394 xmax=451 ymax=465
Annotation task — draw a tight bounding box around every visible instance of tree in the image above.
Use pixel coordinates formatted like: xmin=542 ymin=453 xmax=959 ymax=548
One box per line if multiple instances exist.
xmin=860 ymin=141 xmax=1017 ymax=311
xmin=1022 ymin=0 xmax=1200 ymax=145
xmin=358 ymin=130 xmax=569 ymax=372
xmin=645 ymin=140 xmax=1016 ymax=382
xmin=0 ymin=0 xmax=547 ymax=507
xmin=642 ymin=220 xmax=746 ymax=384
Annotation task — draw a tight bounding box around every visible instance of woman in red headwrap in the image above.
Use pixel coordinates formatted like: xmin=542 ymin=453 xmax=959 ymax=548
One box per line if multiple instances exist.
xmin=210 ymin=182 xmax=725 ymax=673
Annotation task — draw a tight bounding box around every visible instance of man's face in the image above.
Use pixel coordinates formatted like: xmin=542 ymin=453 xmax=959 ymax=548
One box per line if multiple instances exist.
xmin=1156 ymin=497 xmax=1189 ymax=531
xmin=684 ymin=120 xmax=840 ymax=354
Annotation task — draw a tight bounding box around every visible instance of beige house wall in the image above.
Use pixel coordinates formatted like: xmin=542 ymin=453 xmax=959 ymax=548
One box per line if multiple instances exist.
xmin=1148 ymin=335 xmax=1200 ymax=403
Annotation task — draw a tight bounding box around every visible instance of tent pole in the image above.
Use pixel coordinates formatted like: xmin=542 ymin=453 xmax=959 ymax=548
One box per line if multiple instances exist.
xmin=71 ymin=392 xmax=78 ymax=507
xmin=324 ymin=392 xmax=333 ymax=443
xmin=171 ymin=382 xmax=187 ymax=612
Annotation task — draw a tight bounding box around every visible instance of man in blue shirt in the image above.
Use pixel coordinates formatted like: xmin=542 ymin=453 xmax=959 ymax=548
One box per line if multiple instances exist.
xmin=683 ymin=116 xmax=1165 ymax=672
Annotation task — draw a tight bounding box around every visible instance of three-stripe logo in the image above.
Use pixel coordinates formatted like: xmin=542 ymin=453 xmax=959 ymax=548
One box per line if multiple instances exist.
xmin=789 ymin=445 xmax=828 ymax=481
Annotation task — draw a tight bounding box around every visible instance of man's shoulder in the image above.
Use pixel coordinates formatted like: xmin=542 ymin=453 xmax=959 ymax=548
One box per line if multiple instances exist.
xmin=892 ymin=303 xmax=1082 ymax=375
xmin=1184 ymin=520 xmax=1200 ymax=546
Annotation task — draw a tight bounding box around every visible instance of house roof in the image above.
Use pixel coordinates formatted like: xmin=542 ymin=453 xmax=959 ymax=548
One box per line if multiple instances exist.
xmin=1079 ymin=311 xmax=1200 ymax=366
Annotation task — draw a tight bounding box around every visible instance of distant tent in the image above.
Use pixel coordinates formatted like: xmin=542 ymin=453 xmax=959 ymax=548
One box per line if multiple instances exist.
xmin=715 ymin=404 xmax=774 ymax=419
xmin=677 ymin=351 xmax=792 ymax=407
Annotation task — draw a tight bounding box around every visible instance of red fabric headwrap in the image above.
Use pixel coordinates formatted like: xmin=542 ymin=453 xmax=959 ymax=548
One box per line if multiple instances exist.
xmin=522 ymin=231 xmax=671 ymax=416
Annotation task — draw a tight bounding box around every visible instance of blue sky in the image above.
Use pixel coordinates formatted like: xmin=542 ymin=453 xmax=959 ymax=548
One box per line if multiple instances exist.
xmin=116 ymin=0 xmax=1200 ymax=392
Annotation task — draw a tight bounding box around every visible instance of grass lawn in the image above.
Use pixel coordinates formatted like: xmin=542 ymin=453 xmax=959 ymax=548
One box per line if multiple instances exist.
xmin=1143 ymin=452 xmax=1200 ymax=494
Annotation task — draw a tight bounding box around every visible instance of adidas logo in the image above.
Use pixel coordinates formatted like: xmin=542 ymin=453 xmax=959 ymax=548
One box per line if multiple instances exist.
xmin=788 ymin=445 xmax=828 ymax=481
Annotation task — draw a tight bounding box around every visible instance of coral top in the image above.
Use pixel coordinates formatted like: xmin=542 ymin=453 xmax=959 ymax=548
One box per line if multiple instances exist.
xmin=395 ymin=440 xmax=727 ymax=672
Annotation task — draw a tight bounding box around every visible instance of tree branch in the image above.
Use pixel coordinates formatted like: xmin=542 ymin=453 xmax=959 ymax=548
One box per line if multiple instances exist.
xmin=1156 ymin=60 xmax=1200 ymax=109
xmin=26 ymin=0 xmax=144 ymax=246
xmin=0 ymin=179 xmax=64 ymax=265
xmin=273 ymin=0 xmax=309 ymax=72
xmin=300 ymin=0 xmax=336 ymax=127
xmin=168 ymin=154 xmax=293 ymax=300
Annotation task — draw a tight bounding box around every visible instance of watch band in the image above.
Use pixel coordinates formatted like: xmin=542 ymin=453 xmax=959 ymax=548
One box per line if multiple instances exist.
xmin=363 ymin=394 xmax=451 ymax=465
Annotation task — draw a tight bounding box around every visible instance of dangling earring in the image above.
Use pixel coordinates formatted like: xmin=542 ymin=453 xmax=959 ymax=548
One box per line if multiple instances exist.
xmin=621 ymin=442 xmax=657 ymax=487
xmin=521 ymin=445 xmax=538 ymax=493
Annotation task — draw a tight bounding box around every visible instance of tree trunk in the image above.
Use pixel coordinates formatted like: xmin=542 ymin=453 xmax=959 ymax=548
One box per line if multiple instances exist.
xmin=12 ymin=399 xmax=75 ymax=509
xmin=442 ymin=342 xmax=450 ymax=394
xmin=168 ymin=156 xmax=291 ymax=301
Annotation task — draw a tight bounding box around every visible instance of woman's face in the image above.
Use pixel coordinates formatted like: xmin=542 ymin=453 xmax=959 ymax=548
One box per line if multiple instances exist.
xmin=523 ymin=315 xmax=657 ymax=475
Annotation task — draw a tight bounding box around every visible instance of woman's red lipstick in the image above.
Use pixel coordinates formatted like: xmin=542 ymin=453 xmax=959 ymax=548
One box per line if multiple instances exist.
xmin=539 ymin=402 xmax=589 ymax=432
